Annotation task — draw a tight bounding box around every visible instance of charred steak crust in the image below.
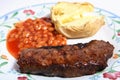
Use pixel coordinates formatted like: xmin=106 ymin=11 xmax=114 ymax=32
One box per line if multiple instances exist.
xmin=17 ymin=40 xmax=114 ymax=77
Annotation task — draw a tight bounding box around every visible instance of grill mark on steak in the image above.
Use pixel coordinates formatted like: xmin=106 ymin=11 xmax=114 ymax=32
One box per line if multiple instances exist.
xmin=17 ymin=40 xmax=114 ymax=77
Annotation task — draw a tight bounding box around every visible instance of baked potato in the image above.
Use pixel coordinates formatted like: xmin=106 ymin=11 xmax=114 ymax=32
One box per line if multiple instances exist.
xmin=51 ymin=2 xmax=105 ymax=38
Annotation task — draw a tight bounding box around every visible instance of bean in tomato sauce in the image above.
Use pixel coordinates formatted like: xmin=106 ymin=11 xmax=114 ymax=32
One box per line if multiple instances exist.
xmin=6 ymin=17 xmax=67 ymax=59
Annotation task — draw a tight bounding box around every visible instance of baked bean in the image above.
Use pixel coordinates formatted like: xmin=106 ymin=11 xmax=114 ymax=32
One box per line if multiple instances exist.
xmin=48 ymin=37 xmax=54 ymax=45
xmin=48 ymin=27 xmax=54 ymax=31
xmin=48 ymin=32 xmax=53 ymax=37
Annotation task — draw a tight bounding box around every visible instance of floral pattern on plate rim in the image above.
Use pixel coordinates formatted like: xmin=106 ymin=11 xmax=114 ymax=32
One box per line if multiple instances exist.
xmin=0 ymin=3 xmax=120 ymax=80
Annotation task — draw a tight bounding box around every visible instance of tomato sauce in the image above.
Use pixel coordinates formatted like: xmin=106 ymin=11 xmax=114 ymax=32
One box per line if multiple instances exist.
xmin=6 ymin=29 xmax=20 ymax=59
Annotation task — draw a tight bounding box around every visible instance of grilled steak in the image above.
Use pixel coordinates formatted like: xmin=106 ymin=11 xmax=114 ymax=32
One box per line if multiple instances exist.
xmin=17 ymin=40 xmax=114 ymax=77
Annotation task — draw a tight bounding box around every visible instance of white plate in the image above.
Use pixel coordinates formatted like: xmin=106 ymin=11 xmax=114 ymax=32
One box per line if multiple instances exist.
xmin=0 ymin=1 xmax=120 ymax=80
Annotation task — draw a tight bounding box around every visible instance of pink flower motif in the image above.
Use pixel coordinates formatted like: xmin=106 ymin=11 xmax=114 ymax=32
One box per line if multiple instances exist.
xmin=17 ymin=76 xmax=28 ymax=80
xmin=23 ymin=9 xmax=35 ymax=15
xmin=103 ymin=71 xmax=120 ymax=80
xmin=118 ymin=32 xmax=120 ymax=36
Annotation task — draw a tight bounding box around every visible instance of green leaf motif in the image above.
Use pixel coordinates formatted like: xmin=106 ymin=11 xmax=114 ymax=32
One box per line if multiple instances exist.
xmin=10 ymin=12 xmax=18 ymax=18
xmin=0 ymin=39 xmax=6 ymax=42
xmin=3 ymin=25 xmax=11 ymax=28
xmin=27 ymin=74 xmax=35 ymax=80
xmin=108 ymin=69 xmax=117 ymax=73
xmin=118 ymin=50 xmax=120 ymax=52
xmin=33 ymin=16 xmax=38 ymax=19
xmin=118 ymin=54 xmax=120 ymax=57
xmin=26 ymin=14 xmax=30 ymax=16
xmin=0 ymin=62 xmax=8 ymax=68
xmin=113 ymin=20 xmax=120 ymax=24
xmin=0 ymin=71 xmax=4 ymax=74
xmin=117 ymin=29 xmax=120 ymax=32
xmin=112 ymin=34 xmax=116 ymax=39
